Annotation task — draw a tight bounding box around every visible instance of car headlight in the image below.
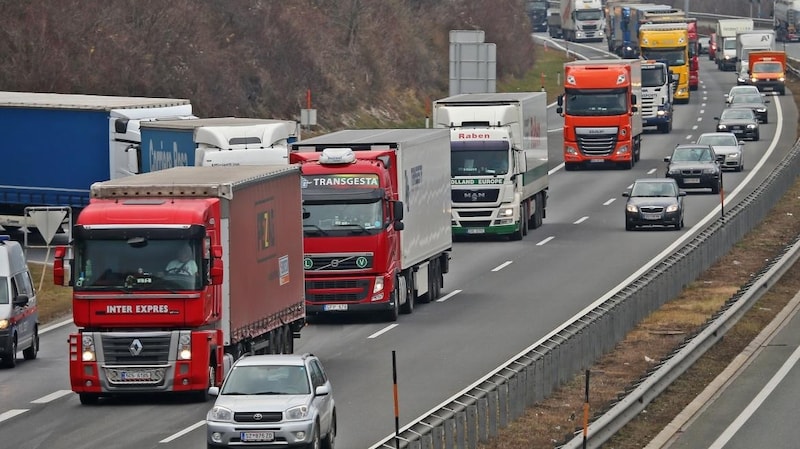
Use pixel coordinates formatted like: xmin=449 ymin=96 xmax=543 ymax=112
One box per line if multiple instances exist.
xmin=728 ymin=153 xmax=739 ymax=158
xmin=756 ymin=108 xmax=766 ymax=113
xmin=0 ymin=319 xmax=8 ymax=330
xmin=703 ymin=167 xmax=718 ymax=174
xmin=626 ymin=204 xmax=638 ymax=213
xmin=208 ymin=406 xmax=234 ymax=422
xmin=746 ymin=124 xmax=757 ymax=129
xmin=717 ymin=124 xmax=727 ymax=130
xmin=750 ymin=77 xmax=757 ymax=83
xmin=668 ymin=168 xmax=681 ymax=175
xmin=666 ymin=204 xmax=679 ymax=213
xmin=285 ymin=405 xmax=310 ymax=421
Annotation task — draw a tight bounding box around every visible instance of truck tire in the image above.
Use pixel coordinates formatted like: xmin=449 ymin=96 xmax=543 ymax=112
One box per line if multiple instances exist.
xmin=529 ymin=193 xmax=544 ymax=229
xmin=283 ymin=324 xmax=294 ymax=354
xmin=510 ymin=216 xmax=524 ymax=241
xmin=564 ymin=163 xmax=578 ymax=171
xmin=22 ymin=326 xmax=38 ymax=360
xmin=400 ymin=272 xmax=414 ymax=314
xmin=419 ymin=263 xmax=435 ymax=304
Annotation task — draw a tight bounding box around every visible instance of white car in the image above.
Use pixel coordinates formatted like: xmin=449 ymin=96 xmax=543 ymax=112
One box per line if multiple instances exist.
xmin=696 ymin=132 xmax=745 ymax=172
xmin=725 ymin=85 xmax=761 ymax=104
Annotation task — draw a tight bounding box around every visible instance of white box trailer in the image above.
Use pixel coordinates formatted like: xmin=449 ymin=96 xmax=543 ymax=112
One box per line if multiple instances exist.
xmin=715 ymin=18 xmax=754 ymax=70
xmin=735 ymin=30 xmax=776 ymax=73
xmin=432 ymin=92 xmax=549 ymax=240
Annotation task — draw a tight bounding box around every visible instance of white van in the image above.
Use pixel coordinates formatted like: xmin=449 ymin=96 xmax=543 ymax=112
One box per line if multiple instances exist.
xmin=0 ymin=235 xmax=39 ymax=367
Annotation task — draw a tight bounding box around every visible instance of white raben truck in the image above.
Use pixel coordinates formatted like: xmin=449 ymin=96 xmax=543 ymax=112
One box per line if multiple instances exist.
xmin=432 ymin=92 xmax=549 ymax=241
xmin=560 ymin=0 xmax=605 ymax=42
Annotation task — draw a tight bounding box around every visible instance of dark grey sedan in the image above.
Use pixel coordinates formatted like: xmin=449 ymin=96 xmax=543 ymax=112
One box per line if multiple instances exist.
xmin=623 ymin=178 xmax=686 ymax=231
xmin=715 ymin=108 xmax=760 ymax=141
xmin=664 ymin=144 xmax=723 ymax=194
xmin=727 ymin=92 xmax=770 ymax=123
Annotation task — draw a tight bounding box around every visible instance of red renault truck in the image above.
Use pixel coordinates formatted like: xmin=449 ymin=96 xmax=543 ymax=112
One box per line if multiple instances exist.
xmin=53 ymin=165 xmax=306 ymax=404
xmin=558 ymin=59 xmax=643 ymax=170
xmin=289 ymin=129 xmax=452 ymax=321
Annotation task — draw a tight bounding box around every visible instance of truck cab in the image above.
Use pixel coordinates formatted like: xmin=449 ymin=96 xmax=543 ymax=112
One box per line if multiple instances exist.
xmin=641 ymin=60 xmax=674 ymax=133
xmin=0 ymin=235 xmax=39 ymax=368
xmin=639 ymin=23 xmax=690 ymax=103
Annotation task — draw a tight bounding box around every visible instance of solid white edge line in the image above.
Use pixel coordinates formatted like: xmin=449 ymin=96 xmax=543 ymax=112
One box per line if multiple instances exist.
xmin=436 ymin=289 xmax=462 ymax=303
xmin=536 ymin=236 xmax=555 ymax=246
xmin=31 ymin=390 xmax=72 ymax=404
xmin=159 ymin=420 xmax=206 ymax=443
xmin=491 ymin=261 xmax=513 ymax=272
xmin=0 ymin=409 xmax=28 ymax=423
xmin=368 ymin=324 xmax=399 ymax=339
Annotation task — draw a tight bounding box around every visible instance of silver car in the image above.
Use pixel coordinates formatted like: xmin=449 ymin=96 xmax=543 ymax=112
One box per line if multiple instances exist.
xmin=696 ymin=132 xmax=745 ymax=172
xmin=207 ymin=354 xmax=336 ymax=449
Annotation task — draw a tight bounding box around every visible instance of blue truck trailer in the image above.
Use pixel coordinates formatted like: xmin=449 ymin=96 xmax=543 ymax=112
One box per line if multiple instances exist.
xmin=0 ymin=91 xmax=193 ymax=232
xmin=140 ymin=118 xmax=301 ymax=171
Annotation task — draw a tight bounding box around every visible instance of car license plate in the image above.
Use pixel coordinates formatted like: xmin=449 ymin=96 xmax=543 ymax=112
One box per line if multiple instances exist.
xmin=467 ymin=228 xmax=485 ymax=234
xmin=241 ymin=431 xmax=274 ymax=442
xmin=684 ymin=178 xmax=701 ymax=184
xmin=642 ymin=213 xmax=662 ymax=220
xmin=590 ymin=159 xmax=605 ymax=163
xmin=121 ymin=370 xmax=152 ymax=381
xmin=324 ymin=304 xmax=348 ymax=311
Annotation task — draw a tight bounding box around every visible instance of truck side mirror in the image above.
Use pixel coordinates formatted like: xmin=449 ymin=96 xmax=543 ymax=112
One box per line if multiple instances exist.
xmin=13 ymin=294 xmax=29 ymax=308
xmin=393 ymin=201 xmax=405 ymax=231
xmin=209 ymin=245 xmax=224 ymax=285
xmin=53 ymin=245 xmax=72 ymax=287
xmin=126 ymin=144 xmax=142 ymax=175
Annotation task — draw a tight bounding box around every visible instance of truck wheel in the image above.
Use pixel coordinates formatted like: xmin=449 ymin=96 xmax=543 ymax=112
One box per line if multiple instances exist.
xmin=400 ymin=272 xmax=414 ymax=314
xmin=510 ymin=217 xmax=524 ymax=241
xmin=283 ymin=325 xmax=294 ymax=354
xmin=23 ymin=326 xmax=38 ymax=360
xmin=79 ymin=393 xmax=99 ymax=405
xmin=522 ymin=203 xmax=529 ymax=236
xmin=530 ymin=193 xmax=544 ymax=229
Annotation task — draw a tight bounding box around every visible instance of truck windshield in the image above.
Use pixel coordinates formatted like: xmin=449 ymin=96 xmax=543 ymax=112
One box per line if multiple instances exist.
xmin=753 ymin=62 xmax=782 ymax=73
xmin=0 ymin=277 xmax=7 ymax=304
xmin=451 ymin=148 xmax=510 ymax=176
xmin=642 ymin=68 xmax=666 ymax=87
xmin=641 ymin=48 xmax=686 ymax=66
xmin=575 ymin=10 xmax=602 ymax=21
xmin=564 ymin=88 xmax=627 ymax=116
xmin=723 ymin=40 xmax=736 ymax=50
xmin=74 ymin=239 xmax=203 ymax=291
xmin=303 ymin=200 xmax=384 ymax=236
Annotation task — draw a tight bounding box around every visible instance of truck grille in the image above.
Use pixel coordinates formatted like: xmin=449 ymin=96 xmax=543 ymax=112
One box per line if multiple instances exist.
xmin=304 ymin=254 xmax=373 ymax=271
xmin=458 ymin=210 xmax=493 ymax=218
xmin=582 ymin=24 xmax=598 ymax=31
xmin=306 ymin=279 xmax=371 ymax=303
xmin=577 ymin=134 xmax=617 ymax=156
xmin=641 ymin=95 xmax=657 ymax=117
xmin=101 ymin=334 xmax=172 ymax=364
xmin=452 ymin=189 xmax=500 ymax=203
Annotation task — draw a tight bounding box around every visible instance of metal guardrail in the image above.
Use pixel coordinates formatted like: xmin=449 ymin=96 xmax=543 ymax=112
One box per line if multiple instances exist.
xmin=370 ymin=106 xmax=800 ymax=449
xmin=688 ymin=12 xmax=772 ymax=27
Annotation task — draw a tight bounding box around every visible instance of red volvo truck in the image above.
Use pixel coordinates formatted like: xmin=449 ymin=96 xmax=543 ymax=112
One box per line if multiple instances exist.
xmin=53 ymin=165 xmax=306 ymax=404
xmin=289 ymin=129 xmax=452 ymax=321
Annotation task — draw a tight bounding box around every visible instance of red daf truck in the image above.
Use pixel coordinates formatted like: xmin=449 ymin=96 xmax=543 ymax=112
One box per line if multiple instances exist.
xmin=53 ymin=165 xmax=306 ymax=404
xmin=289 ymin=129 xmax=452 ymax=321
xmin=557 ymin=59 xmax=643 ymax=170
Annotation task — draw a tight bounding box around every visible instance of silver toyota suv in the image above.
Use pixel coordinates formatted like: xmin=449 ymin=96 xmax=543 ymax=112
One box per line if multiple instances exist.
xmin=207 ymin=353 xmax=336 ymax=449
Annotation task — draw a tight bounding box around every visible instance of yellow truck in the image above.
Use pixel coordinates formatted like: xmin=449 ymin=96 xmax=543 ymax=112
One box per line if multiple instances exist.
xmin=639 ymin=22 xmax=690 ymax=104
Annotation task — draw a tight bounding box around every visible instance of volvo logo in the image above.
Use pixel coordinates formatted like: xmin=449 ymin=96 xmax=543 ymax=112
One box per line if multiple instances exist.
xmin=331 ymin=259 xmax=340 ymax=267
xmin=253 ymin=413 xmax=263 ymax=421
xmin=129 ymin=339 xmax=143 ymax=356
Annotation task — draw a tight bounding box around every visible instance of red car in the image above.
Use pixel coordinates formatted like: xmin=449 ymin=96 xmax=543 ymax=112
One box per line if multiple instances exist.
xmin=708 ymin=33 xmax=717 ymax=61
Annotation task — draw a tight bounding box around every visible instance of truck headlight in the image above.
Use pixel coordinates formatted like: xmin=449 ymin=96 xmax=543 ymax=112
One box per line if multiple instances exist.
xmin=285 ymin=405 xmax=310 ymax=421
xmin=208 ymin=406 xmax=234 ymax=422
xmin=178 ymin=332 xmax=192 ymax=360
xmin=373 ymin=276 xmax=384 ymax=294
xmin=779 ymin=76 xmax=785 ymax=82
xmin=615 ymin=145 xmax=630 ymax=155
xmin=499 ymin=207 xmax=514 ymax=217
xmin=565 ymin=145 xmax=578 ymax=155
xmin=82 ymin=335 xmax=96 ymax=362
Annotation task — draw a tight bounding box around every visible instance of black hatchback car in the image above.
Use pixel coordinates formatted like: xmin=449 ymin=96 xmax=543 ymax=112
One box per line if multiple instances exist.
xmin=623 ymin=178 xmax=686 ymax=231
xmin=664 ymin=144 xmax=722 ymax=194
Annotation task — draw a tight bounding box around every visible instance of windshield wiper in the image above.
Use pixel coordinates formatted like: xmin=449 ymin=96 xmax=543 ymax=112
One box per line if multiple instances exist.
xmin=303 ymin=224 xmax=329 ymax=236
xmin=338 ymin=223 xmax=369 ymax=234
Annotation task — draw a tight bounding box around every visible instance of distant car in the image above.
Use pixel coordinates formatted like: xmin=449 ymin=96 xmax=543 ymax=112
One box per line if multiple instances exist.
xmin=623 ymin=178 xmax=686 ymax=231
xmin=695 ymin=132 xmax=745 ymax=172
xmin=664 ymin=144 xmax=722 ymax=194
xmin=727 ymin=93 xmax=770 ymax=123
xmin=736 ymin=66 xmax=750 ymax=85
xmin=207 ymin=353 xmax=336 ymax=449
xmin=725 ymin=85 xmax=761 ymax=104
xmin=708 ymin=33 xmax=717 ymax=60
xmin=715 ymin=108 xmax=760 ymax=141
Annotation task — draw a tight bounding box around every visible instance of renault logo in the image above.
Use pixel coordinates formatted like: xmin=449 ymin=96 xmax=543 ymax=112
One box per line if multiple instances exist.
xmin=253 ymin=413 xmax=263 ymax=421
xmin=129 ymin=339 xmax=143 ymax=356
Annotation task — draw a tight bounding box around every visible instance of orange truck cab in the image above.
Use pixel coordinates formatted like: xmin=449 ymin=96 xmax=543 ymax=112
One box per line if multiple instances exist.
xmin=557 ymin=59 xmax=643 ymax=170
xmin=748 ymin=50 xmax=787 ymax=96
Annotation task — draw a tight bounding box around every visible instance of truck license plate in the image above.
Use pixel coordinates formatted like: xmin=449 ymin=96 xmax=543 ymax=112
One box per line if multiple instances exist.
xmin=467 ymin=228 xmax=485 ymax=234
xmin=121 ymin=370 xmax=152 ymax=381
xmin=241 ymin=431 xmax=274 ymax=442
xmin=324 ymin=304 xmax=348 ymax=311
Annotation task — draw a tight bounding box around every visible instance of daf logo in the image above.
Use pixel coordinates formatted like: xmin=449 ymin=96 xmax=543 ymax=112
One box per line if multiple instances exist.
xmin=253 ymin=413 xmax=263 ymax=421
xmin=129 ymin=339 xmax=143 ymax=356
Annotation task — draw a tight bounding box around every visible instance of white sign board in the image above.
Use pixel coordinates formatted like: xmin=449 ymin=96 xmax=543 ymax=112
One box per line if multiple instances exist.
xmin=26 ymin=208 xmax=68 ymax=245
